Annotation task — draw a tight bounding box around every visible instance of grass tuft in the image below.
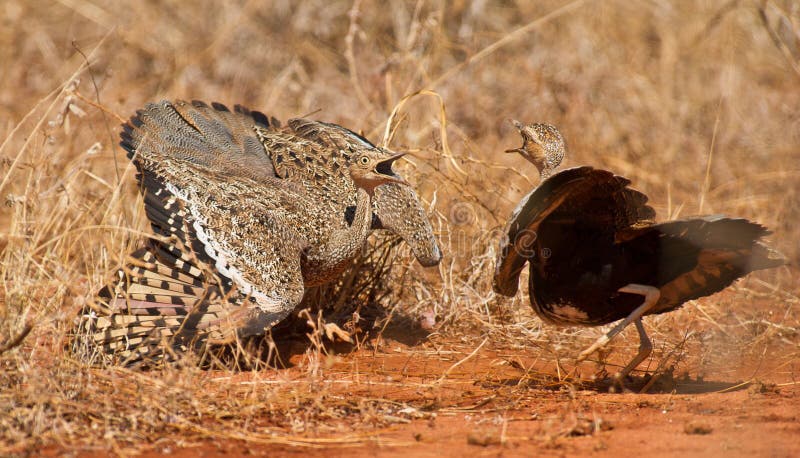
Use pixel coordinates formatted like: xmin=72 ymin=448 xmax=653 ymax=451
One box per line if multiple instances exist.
xmin=0 ymin=0 xmax=798 ymax=454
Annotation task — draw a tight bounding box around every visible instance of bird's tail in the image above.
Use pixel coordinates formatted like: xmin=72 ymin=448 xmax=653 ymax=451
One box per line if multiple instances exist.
xmin=649 ymin=215 xmax=785 ymax=271
xmin=619 ymin=216 xmax=786 ymax=312
xmin=70 ymin=246 xmax=247 ymax=366
xmin=748 ymin=241 xmax=788 ymax=271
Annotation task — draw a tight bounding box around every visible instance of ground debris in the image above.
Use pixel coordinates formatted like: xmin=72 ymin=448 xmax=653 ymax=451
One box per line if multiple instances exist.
xmin=748 ymin=380 xmax=779 ymax=395
xmin=565 ymin=417 xmax=613 ymax=437
xmin=683 ymin=421 xmax=713 ymax=435
xmin=467 ymin=431 xmax=503 ymax=447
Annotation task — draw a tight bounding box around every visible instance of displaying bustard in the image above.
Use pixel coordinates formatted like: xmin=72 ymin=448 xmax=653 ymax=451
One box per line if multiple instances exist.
xmin=494 ymin=120 xmax=786 ymax=380
xmin=74 ymin=101 xmax=426 ymax=363
xmin=255 ymin=116 xmax=441 ymax=267
xmin=126 ymin=100 xmax=441 ymax=268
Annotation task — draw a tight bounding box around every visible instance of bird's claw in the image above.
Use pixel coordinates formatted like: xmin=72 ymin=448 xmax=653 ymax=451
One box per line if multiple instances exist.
xmin=322 ymin=323 xmax=353 ymax=343
xmin=576 ymin=335 xmax=610 ymax=363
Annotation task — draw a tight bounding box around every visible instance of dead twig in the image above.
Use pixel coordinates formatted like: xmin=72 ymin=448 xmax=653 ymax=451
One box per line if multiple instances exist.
xmin=0 ymin=324 xmax=33 ymax=356
xmin=432 ymin=337 xmax=489 ymax=385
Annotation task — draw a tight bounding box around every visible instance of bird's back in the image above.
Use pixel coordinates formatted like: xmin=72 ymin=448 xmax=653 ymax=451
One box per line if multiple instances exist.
xmin=122 ymin=100 xmax=279 ymax=181
xmin=494 ymin=167 xmax=655 ymax=297
xmin=496 ymin=167 xmax=785 ymax=326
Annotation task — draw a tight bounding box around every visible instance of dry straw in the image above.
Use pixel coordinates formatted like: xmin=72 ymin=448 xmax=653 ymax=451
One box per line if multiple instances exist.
xmin=0 ymin=0 xmax=798 ymax=454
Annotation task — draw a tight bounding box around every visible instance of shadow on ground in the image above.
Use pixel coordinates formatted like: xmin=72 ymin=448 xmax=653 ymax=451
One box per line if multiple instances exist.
xmin=477 ymin=370 xmax=751 ymax=395
xmin=201 ymin=307 xmax=431 ymax=370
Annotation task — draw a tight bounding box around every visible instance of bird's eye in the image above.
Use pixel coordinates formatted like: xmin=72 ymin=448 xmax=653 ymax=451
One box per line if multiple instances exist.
xmin=359 ymin=156 xmax=370 ymax=165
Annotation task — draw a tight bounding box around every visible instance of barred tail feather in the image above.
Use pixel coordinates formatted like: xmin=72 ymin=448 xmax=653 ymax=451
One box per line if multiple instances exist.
xmin=73 ymin=247 xmax=246 ymax=366
xmin=72 ymin=100 xmax=300 ymax=366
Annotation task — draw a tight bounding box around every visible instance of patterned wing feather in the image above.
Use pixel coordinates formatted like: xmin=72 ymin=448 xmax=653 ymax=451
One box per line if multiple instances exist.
xmin=75 ymin=172 xmax=308 ymax=365
xmin=75 ymin=247 xmax=234 ymax=365
xmin=120 ymin=100 xmax=277 ymax=182
xmin=75 ymin=102 xmax=311 ymax=364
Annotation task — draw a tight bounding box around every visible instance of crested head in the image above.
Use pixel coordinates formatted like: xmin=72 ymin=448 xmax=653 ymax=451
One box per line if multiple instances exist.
xmin=506 ymin=120 xmax=566 ymax=179
xmin=349 ymin=150 xmax=408 ymax=195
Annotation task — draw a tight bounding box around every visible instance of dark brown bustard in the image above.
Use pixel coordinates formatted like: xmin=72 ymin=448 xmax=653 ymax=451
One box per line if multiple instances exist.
xmin=74 ymin=100 xmax=438 ymax=364
xmin=494 ymin=121 xmax=786 ymax=380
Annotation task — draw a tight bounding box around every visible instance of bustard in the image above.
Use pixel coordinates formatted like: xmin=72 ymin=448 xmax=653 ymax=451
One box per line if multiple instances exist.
xmin=255 ymin=116 xmax=441 ymax=267
xmin=121 ymin=100 xmax=440 ymax=267
xmin=74 ymin=101 xmax=422 ymax=363
xmin=494 ymin=121 xmax=786 ymax=380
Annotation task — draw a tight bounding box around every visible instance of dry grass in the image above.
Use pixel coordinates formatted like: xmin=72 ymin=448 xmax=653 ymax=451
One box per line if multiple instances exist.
xmin=1 ymin=0 xmax=799 ymax=455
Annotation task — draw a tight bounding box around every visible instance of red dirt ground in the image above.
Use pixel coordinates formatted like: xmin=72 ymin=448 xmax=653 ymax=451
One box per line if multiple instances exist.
xmin=41 ymin=333 xmax=800 ymax=458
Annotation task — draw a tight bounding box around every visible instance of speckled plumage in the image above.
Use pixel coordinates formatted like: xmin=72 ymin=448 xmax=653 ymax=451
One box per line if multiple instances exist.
xmin=73 ymin=100 xmax=419 ymax=364
xmin=505 ymin=120 xmax=565 ymax=179
xmin=495 ymin=122 xmax=786 ymax=378
xmin=256 ymin=118 xmax=441 ymax=267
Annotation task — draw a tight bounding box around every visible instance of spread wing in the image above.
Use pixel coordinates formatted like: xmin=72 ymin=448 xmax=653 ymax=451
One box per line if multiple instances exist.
xmin=75 ymin=167 xmax=308 ymax=364
xmin=494 ymin=167 xmax=598 ymax=296
xmin=494 ymin=167 xmax=655 ymax=296
xmin=74 ymin=103 xmax=309 ymax=364
xmin=123 ymin=99 xmax=279 ymax=181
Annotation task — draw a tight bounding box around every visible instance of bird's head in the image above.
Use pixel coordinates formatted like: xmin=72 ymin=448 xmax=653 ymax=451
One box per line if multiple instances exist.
xmin=349 ymin=150 xmax=409 ymax=195
xmin=506 ymin=120 xmax=566 ymax=179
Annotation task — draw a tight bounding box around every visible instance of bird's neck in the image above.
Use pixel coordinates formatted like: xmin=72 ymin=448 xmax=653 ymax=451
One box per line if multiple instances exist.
xmin=348 ymin=179 xmax=378 ymax=230
xmin=349 ymin=187 xmax=374 ymax=239
xmin=301 ymin=188 xmax=373 ymax=286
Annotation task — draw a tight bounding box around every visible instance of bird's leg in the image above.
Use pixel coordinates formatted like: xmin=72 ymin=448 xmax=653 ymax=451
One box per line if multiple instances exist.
xmin=576 ymin=284 xmax=660 ymax=377
xmin=616 ymin=319 xmax=652 ymax=380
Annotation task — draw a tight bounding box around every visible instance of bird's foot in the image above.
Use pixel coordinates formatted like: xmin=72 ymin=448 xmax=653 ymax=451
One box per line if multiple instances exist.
xmin=322 ymin=323 xmax=353 ymax=343
xmin=576 ymin=334 xmax=610 ymax=363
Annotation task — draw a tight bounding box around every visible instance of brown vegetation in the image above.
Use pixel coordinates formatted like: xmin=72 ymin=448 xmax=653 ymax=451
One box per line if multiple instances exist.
xmin=1 ymin=0 xmax=798 ymax=456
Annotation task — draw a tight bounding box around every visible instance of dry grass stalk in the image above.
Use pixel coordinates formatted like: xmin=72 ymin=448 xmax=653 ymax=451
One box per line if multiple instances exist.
xmin=0 ymin=0 xmax=798 ymax=454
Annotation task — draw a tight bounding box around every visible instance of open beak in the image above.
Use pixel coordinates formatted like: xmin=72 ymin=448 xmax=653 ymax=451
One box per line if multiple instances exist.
xmin=374 ymin=152 xmax=409 ymax=186
xmin=505 ymin=119 xmax=526 ymax=155
xmin=509 ymin=119 xmax=524 ymax=131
